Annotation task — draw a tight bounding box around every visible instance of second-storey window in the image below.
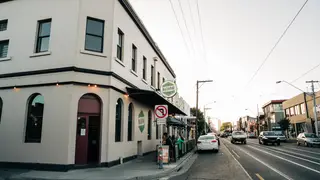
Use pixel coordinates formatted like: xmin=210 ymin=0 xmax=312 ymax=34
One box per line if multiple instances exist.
xmin=0 ymin=19 xmax=8 ymax=31
xmin=157 ymin=72 xmax=160 ymax=89
xmin=85 ymin=17 xmax=104 ymax=53
xmin=35 ymin=19 xmax=51 ymax=53
xmin=132 ymin=44 xmax=137 ymax=72
xmin=143 ymin=56 xmax=147 ymax=80
xmin=0 ymin=40 xmax=9 ymax=58
xmin=151 ymin=65 xmax=154 ymax=86
xmin=117 ymin=28 xmax=124 ymax=61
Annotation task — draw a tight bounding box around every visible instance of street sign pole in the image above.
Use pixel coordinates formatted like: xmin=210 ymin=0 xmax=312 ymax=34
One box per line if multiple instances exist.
xmin=154 ymin=105 xmax=168 ymax=170
xmin=159 ymin=122 xmax=163 ymax=169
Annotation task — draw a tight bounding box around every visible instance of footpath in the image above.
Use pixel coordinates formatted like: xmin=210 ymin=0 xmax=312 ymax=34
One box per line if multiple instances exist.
xmin=0 ymin=150 xmax=196 ymax=180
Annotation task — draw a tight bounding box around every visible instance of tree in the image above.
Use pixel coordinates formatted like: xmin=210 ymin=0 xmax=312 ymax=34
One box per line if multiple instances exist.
xmin=278 ymin=117 xmax=290 ymax=137
xmin=220 ymin=122 xmax=232 ymax=131
xmin=190 ymin=107 xmax=207 ymax=136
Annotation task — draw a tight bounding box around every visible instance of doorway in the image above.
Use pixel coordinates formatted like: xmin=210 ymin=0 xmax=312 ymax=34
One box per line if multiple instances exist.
xmin=75 ymin=94 xmax=102 ymax=165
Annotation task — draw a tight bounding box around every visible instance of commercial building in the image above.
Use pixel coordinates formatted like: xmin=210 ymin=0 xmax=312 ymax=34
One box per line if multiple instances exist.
xmin=239 ymin=116 xmax=257 ymax=134
xmin=283 ymin=91 xmax=320 ymax=137
xmin=261 ymin=100 xmax=286 ymax=131
xmin=0 ymin=0 xmax=190 ymax=171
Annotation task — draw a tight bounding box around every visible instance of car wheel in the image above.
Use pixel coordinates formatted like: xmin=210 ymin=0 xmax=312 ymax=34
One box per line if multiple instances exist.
xmin=304 ymin=141 xmax=308 ymax=147
xmin=243 ymin=140 xmax=246 ymax=144
xmin=272 ymin=143 xmax=275 ymax=146
xmin=263 ymin=141 xmax=267 ymax=145
xmin=297 ymin=141 xmax=300 ymax=146
xmin=277 ymin=141 xmax=280 ymax=146
xmin=215 ymin=149 xmax=219 ymax=153
xmin=259 ymin=139 xmax=262 ymax=144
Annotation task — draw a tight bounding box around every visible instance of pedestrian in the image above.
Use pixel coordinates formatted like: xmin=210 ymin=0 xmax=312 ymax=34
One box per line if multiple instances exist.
xmin=176 ymin=135 xmax=184 ymax=158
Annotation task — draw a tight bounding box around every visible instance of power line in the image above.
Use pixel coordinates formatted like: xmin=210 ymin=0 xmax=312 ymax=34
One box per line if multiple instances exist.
xmin=196 ymin=0 xmax=207 ymax=63
xmin=291 ymin=63 xmax=320 ymax=83
xmin=177 ymin=0 xmax=196 ymax=55
xmin=169 ymin=0 xmax=192 ymax=58
xmin=245 ymin=0 xmax=309 ymax=87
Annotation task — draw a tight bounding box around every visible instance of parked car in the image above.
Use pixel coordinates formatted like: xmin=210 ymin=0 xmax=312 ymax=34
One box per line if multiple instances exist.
xmin=297 ymin=132 xmax=320 ymax=147
xmin=197 ymin=134 xmax=219 ymax=152
xmin=207 ymin=132 xmax=220 ymax=145
xmin=258 ymin=131 xmax=280 ymax=146
xmin=274 ymin=131 xmax=287 ymax=142
xmin=231 ymin=131 xmax=247 ymax=144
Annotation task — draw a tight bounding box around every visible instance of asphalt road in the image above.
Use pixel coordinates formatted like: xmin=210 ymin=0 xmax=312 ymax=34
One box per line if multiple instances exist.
xmin=222 ymin=137 xmax=320 ymax=180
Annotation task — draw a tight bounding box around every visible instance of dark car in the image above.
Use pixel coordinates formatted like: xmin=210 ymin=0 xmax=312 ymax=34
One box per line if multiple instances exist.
xmin=258 ymin=131 xmax=280 ymax=146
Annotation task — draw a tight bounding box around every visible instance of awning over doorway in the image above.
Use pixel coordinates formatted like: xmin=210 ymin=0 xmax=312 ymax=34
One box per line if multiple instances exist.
xmin=126 ymin=87 xmax=187 ymax=116
xmin=167 ymin=116 xmax=186 ymax=127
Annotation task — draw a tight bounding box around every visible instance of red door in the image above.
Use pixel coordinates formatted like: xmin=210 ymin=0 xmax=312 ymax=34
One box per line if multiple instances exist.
xmin=75 ymin=116 xmax=88 ymax=164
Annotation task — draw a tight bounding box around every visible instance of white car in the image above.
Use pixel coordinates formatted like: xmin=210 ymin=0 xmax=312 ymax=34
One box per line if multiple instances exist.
xmin=197 ymin=135 xmax=219 ymax=152
xmin=231 ymin=131 xmax=247 ymax=144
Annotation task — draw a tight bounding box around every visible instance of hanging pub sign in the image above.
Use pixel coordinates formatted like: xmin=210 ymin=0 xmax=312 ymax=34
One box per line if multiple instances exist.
xmin=138 ymin=110 xmax=145 ymax=133
xmin=161 ymin=80 xmax=177 ymax=98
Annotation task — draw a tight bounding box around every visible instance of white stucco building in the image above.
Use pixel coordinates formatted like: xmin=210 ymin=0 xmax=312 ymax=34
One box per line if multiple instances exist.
xmin=0 ymin=0 xmax=190 ymax=171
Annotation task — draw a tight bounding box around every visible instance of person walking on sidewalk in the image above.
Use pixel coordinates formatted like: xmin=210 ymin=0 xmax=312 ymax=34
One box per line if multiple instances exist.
xmin=176 ymin=135 xmax=184 ymax=158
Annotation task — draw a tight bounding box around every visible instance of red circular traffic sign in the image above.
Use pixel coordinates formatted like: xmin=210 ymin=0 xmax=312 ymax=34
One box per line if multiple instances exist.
xmin=155 ymin=105 xmax=168 ymax=119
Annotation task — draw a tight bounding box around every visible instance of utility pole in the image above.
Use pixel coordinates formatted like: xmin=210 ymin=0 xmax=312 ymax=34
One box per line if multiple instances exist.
xmin=306 ymin=80 xmax=319 ymax=136
xmin=256 ymin=104 xmax=260 ymax=136
xmin=195 ymin=80 xmax=213 ymax=140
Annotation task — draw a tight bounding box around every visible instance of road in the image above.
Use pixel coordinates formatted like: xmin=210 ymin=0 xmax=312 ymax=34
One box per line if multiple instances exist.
xmin=175 ymin=138 xmax=320 ymax=180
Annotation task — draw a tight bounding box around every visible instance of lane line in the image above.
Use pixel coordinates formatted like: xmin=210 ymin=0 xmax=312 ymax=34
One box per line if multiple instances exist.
xmin=284 ymin=146 xmax=320 ymax=155
xmin=248 ymin=145 xmax=320 ymax=174
xmin=256 ymin=173 xmax=264 ymax=180
xmin=248 ymin=143 xmax=320 ymax=161
xmin=232 ymin=149 xmax=240 ymax=158
xmin=231 ymin=143 xmax=293 ymax=180
xmin=221 ymin=141 xmax=253 ymax=180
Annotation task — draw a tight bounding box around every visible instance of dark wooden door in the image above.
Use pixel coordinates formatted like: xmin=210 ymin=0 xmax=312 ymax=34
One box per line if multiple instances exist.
xmin=87 ymin=116 xmax=101 ymax=163
xmin=75 ymin=116 xmax=88 ymax=164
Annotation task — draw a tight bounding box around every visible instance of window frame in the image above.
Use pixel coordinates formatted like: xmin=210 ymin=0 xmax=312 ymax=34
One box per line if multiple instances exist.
xmin=115 ymin=98 xmax=123 ymax=142
xmin=0 ymin=40 xmax=9 ymax=58
xmin=84 ymin=17 xmax=105 ymax=53
xmin=147 ymin=110 xmax=152 ymax=140
xmin=117 ymin=28 xmax=124 ymax=61
xmin=0 ymin=97 xmax=3 ymax=123
xmin=131 ymin=44 xmax=137 ymax=72
xmin=0 ymin=19 xmax=8 ymax=31
xmin=127 ymin=103 xmax=134 ymax=141
xmin=151 ymin=65 xmax=154 ymax=86
xmin=143 ymin=56 xmax=147 ymax=80
xmin=25 ymin=93 xmax=45 ymax=143
xmin=35 ymin=18 xmax=52 ymax=53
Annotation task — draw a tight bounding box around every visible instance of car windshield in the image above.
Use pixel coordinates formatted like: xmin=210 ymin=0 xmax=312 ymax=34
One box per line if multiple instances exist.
xmin=233 ymin=131 xmax=244 ymax=135
xmin=199 ymin=136 xmax=215 ymax=140
xmin=305 ymin=133 xmax=318 ymax=138
xmin=263 ymin=132 xmax=275 ymax=136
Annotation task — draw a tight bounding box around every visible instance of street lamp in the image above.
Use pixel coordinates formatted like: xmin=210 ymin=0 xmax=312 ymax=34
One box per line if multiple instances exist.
xmin=196 ymin=80 xmax=213 ymax=139
xmin=277 ymin=80 xmax=319 ymax=136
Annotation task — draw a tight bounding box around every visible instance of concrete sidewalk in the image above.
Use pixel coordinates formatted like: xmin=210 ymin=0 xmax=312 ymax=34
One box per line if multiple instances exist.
xmin=1 ymin=150 xmax=196 ymax=180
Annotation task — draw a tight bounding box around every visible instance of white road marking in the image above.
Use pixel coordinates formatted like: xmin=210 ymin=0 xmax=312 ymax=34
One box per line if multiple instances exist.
xmin=232 ymin=149 xmax=240 ymax=158
xmin=248 ymin=145 xmax=320 ymax=174
xmin=222 ymin=142 xmax=253 ymax=180
xmin=284 ymin=146 xmax=320 ymax=155
xmin=249 ymin=143 xmax=320 ymax=163
xmin=235 ymin=145 xmax=293 ymax=180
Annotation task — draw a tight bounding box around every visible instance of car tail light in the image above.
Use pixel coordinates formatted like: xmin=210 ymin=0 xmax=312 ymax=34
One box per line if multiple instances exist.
xmin=211 ymin=140 xmax=217 ymax=143
xmin=197 ymin=141 xmax=201 ymax=144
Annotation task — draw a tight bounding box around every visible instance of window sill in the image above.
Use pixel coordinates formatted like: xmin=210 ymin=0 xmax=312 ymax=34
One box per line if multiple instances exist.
xmin=0 ymin=56 xmax=12 ymax=62
xmin=115 ymin=57 xmax=125 ymax=67
xmin=142 ymin=79 xmax=148 ymax=85
xmin=30 ymin=51 xmax=51 ymax=58
xmin=80 ymin=49 xmax=107 ymax=58
xmin=130 ymin=69 xmax=138 ymax=77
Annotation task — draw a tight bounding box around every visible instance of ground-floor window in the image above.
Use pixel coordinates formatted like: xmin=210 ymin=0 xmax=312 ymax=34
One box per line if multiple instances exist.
xmin=148 ymin=110 xmax=152 ymax=140
xmin=128 ymin=103 xmax=133 ymax=141
xmin=115 ymin=98 xmax=123 ymax=142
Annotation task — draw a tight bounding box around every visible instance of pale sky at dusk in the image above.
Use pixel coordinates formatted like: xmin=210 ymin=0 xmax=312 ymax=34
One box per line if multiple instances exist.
xmin=129 ymin=0 xmax=320 ymax=124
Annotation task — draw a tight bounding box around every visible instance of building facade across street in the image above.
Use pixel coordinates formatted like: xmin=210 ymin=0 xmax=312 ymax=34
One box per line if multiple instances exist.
xmin=0 ymin=0 xmax=191 ymax=171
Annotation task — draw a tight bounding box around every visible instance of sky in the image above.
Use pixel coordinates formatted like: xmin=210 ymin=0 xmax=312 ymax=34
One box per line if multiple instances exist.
xmin=128 ymin=0 xmax=320 ymax=124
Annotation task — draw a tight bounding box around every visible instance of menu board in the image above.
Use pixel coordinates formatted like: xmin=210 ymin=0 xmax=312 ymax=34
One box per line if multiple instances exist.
xmin=162 ymin=145 xmax=169 ymax=164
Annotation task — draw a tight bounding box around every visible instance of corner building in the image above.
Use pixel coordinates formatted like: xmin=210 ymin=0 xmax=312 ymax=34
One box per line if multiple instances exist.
xmin=0 ymin=0 xmax=189 ymax=170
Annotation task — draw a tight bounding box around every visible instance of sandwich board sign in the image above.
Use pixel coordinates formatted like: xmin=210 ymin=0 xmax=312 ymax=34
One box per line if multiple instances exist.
xmin=161 ymin=81 xmax=177 ymax=98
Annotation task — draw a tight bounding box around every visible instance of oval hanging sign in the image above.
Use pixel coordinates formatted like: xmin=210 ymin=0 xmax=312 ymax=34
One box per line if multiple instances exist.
xmin=161 ymin=80 xmax=177 ymax=98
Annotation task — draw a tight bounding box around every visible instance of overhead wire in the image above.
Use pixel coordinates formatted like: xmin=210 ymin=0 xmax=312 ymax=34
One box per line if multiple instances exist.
xmin=290 ymin=62 xmax=320 ymax=83
xmin=245 ymin=0 xmax=309 ymax=87
xmin=196 ymin=0 xmax=208 ymax=64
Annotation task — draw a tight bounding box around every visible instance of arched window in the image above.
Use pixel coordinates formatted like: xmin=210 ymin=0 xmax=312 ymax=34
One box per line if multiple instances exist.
xmin=115 ymin=98 xmax=123 ymax=142
xmin=0 ymin=97 xmax=3 ymax=123
xmin=148 ymin=110 xmax=152 ymax=140
xmin=25 ymin=94 xmax=44 ymax=143
xmin=127 ymin=103 xmax=134 ymax=141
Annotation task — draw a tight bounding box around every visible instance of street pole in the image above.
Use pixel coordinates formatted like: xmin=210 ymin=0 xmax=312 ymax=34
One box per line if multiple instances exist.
xmin=256 ymin=104 xmax=260 ymax=136
xmin=306 ymin=80 xmax=319 ymax=136
xmin=195 ymin=81 xmax=199 ymax=139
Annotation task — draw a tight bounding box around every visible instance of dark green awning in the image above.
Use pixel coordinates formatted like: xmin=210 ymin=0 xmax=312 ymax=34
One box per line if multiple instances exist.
xmin=167 ymin=116 xmax=185 ymax=127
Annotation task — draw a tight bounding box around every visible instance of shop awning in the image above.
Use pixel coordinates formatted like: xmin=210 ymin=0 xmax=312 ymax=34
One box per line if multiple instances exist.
xmin=126 ymin=87 xmax=187 ymax=115
xmin=167 ymin=116 xmax=186 ymax=127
